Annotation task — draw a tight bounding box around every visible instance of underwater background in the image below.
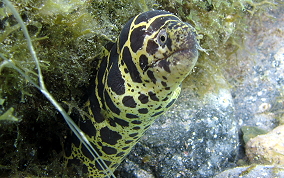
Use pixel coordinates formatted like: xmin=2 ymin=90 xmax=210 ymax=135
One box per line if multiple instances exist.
xmin=0 ymin=0 xmax=284 ymax=177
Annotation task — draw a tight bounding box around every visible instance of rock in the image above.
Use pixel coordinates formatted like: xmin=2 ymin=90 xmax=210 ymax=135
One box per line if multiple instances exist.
xmin=230 ymin=5 xmax=284 ymax=132
xmin=116 ymin=73 xmax=239 ymax=177
xmin=246 ymin=125 xmax=284 ymax=165
xmin=214 ymin=165 xmax=284 ymax=178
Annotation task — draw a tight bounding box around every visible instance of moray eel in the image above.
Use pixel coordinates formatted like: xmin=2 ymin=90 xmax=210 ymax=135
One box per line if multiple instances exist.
xmin=65 ymin=10 xmax=200 ymax=177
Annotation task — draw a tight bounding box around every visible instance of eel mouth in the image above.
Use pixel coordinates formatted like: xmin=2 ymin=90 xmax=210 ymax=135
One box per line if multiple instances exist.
xmin=145 ymin=48 xmax=193 ymax=70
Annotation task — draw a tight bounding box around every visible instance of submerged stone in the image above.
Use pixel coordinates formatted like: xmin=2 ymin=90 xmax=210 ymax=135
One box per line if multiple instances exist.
xmin=116 ymin=73 xmax=239 ymax=177
xmin=246 ymin=125 xmax=284 ymax=165
xmin=214 ymin=165 xmax=284 ymax=178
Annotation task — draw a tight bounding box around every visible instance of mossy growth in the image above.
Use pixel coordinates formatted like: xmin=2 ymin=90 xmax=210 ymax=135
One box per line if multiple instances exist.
xmin=241 ymin=126 xmax=268 ymax=144
xmin=0 ymin=0 xmax=281 ymax=177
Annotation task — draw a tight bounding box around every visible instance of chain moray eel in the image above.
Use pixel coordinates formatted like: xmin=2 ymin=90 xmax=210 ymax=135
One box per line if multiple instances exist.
xmin=64 ymin=10 xmax=201 ymax=177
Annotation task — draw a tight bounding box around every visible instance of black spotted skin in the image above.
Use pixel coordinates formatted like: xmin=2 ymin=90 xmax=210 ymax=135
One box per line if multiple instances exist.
xmin=65 ymin=10 xmax=200 ymax=177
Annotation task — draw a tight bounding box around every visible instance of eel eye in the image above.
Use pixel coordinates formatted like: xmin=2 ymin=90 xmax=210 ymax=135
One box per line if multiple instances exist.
xmin=160 ymin=35 xmax=166 ymax=42
xmin=157 ymin=29 xmax=167 ymax=45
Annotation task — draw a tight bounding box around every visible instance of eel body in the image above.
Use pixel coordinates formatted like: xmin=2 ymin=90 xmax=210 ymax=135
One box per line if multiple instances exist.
xmin=65 ymin=10 xmax=200 ymax=177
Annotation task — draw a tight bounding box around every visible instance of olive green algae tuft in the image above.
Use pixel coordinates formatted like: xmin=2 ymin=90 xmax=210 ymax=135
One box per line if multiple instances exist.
xmin=0 ymin=0 xmax=281 ymax=177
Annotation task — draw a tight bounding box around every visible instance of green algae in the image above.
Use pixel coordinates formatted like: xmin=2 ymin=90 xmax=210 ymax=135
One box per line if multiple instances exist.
xmin=0 ymin=107 xmax=19 ymax=122
xmin=0 ymin=0 xmax=281 ymax=177
xmin=241 ymin=126 xmax=268 ymax=144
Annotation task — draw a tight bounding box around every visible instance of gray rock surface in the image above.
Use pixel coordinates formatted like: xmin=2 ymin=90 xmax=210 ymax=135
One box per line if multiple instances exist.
xmin=117 ymin=75 xmax=239 ymax=177
xmin=231 ymin=6 xmax=284 ymax=132
xmin=217 ymin=5 xmax=284 ymax=178
xmin=214 ymin=165 xmax=284 ymax=178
